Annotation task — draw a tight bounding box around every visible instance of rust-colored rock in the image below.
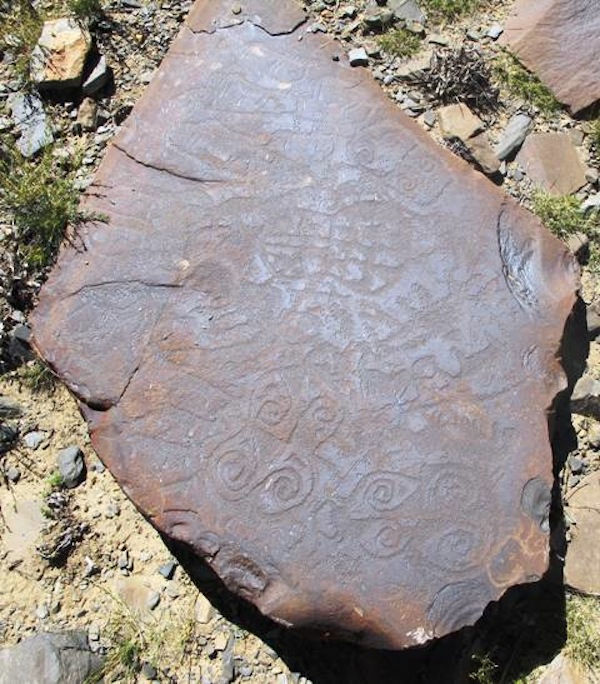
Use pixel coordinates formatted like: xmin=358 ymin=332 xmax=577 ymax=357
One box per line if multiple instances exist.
xmin=31 ymin=0 xmax=579 ymax=649
xmin=502 ymin=0 xmax=600 ymax=116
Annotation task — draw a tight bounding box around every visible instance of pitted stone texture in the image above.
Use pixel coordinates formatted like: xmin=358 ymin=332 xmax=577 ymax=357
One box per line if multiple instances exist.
xmin=502 ymin=0 xmax=600 ymax=116
xmin=31 ymin=0 xmax=579 ymax=650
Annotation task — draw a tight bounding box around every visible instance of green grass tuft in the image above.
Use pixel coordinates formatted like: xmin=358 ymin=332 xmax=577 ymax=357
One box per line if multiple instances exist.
xmin=68 ymin=0 xmax=103 ymax=22
xmin=493 ymin=52 xmax=560 ymax=114
xmin=421 ymin=0 xmax=481 ymax=23
xmin=0 ymin=0 xmax=43 ymax=83
xmin=378 ymin=27 xmax=422 ymax=59
xmin=0 ymin=145 xmax=82 ymax=270
xmin=565 ymin=595 xmax=600 ymax=673
xmin=531 ymin=193 xmax=598 ymax=240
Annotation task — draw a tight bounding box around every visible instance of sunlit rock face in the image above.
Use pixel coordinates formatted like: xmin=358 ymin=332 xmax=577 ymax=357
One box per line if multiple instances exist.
xmin=31 ymin=0 xmax=579 ymax=650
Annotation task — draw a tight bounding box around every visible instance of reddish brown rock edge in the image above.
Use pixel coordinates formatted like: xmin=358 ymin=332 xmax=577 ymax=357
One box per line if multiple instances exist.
xmin=31 ymin=0 xmax=579 ymax=649
xmin=502 ymin=0 xmax=600 ymax=116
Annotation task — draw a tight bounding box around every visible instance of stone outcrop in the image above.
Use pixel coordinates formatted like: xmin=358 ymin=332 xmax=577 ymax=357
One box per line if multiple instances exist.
xmin=31 ymin=0 xmax=579 ymax=649
xmin=502 ymin=0 xmax=600 ymax=116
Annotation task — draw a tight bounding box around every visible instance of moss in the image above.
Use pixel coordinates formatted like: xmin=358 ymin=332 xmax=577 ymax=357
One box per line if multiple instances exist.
xmin=378 ymin=27 xmax=422 ymax=59
xmin=493 ymin=52 xmax=560 ymax=114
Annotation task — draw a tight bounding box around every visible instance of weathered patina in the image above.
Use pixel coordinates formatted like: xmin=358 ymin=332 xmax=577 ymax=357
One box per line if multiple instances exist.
xmin=31 ymin=0 xmax=579 ymax=649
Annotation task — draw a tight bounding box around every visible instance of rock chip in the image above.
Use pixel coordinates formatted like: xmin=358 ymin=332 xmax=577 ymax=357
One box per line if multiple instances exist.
xmin=76 ymin=98 xmax=98 ymax=132
xmin=8 ymin=92 xmax=54 ymax=157
xmin=348 ymin=47 xmax=368 ymax=67
xmin=82 ymin=55 xmax=110 ymax=95
xmin=502 ymin=0 xmax=600 ymax=115
xmin=31 ymin=0 xmax=580 ymax=650
xmin=57 ymin=445 xmax=85 ymax=488
xmin=0 ymin=631 xmax=102 ymax=684
xmin=437 ymin=103 xmax=483 ymax=142
xmin=565 ymin=472 xmax=600 ymax=595
xmin=517 ymin=133 xmax=587 ymax=196
xmin=30 ymin=18 xmax=91 ymax=90
xmin=388 ymin=0 xmax=426 ymax=24
xmin=495 ymin=113 xmax=532 ymax=161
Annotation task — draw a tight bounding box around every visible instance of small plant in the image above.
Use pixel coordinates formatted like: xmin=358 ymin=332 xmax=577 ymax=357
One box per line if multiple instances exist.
xmin=415 ymin=46 xmax=499 ymax=115
xmin=18 ymin=360 xmax=57 ymax=393
xmin=45 ymin=470 xmax=64 ymax=489
xmin=564 ymin=595 xmax=600 ymax=673
xmin=0 ymin=146 xmax=82 ymax=270
xmin=469 ymin=652 xmax=498 ymax=683
xmin=378 ymin=28 xmax=422 ymax=59
xmin=531 ymin=193 xmax=599 ymax=240
xmin=0 ymin=0 xmax=43 ymax=82
xmin=69 ymin=0 xmax=103 ymax=22
xmin=493 ymin=52 xmax=560 ymax=114
xmin=587 ymin=119 xmax=600 ymax=151
xmin=421 ymin=0 xmax=481 ymax=23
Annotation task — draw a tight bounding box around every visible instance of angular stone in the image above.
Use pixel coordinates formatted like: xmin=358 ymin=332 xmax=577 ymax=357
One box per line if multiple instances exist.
xmin=8 ymin=91 xmax=54 ymax=158
xmin=495 ymin=113 xmax=532 ymax=161
xmin=31 ymin=0 xmax=579 ymax=650
xmin=30 ymin=18 xmax=91 ymax=90
xmin=502 ymin=0 xmax=600 ymax=116
xmin=565 ymin=472 xmax=600 ymax=595
xmin=437 ymin=103 xmax=483 ymax=142
xmin=517 ymin=133 xmax=587 ymax=196
xmin=463 ymin=132 xmax=500 ymax=176
xmin=388 ymin=0 xmax=426 ymax=24
xmin=0 ymin=631 xmax=102 ymax=684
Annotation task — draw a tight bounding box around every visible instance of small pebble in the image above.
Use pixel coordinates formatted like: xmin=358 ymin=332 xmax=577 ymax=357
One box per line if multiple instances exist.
xmin=147 ymin=591 xmax=161 ymax=610
xmin=158 ymin=561 xmax=177 ymax=580
xmin=348 ymin=47 xmax=368 ymax=67
xmin=24 ymin=431 xmax=45 ymax=450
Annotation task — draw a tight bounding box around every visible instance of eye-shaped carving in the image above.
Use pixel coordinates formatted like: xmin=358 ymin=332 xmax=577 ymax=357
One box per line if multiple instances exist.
xmin=349 ymin=470 xmax=418 ymax=520
xmin=359 ymin=519 xmax=411 ymax=558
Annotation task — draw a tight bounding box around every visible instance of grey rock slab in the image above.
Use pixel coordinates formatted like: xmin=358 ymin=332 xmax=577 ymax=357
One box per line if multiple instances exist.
xmin=495 ymin=113 xmax=533 ymax=161
xmin=57 ymin=445 xmax=85 ymax=488
xmin=8 ymin=92 xmax=54 ymax=158
xmin=0 ymin=631 xmax=103 ymax=684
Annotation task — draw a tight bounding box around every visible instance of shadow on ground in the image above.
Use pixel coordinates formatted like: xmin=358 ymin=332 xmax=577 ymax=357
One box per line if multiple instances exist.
xmin=168 ymin=297 xmax=588 ymax=684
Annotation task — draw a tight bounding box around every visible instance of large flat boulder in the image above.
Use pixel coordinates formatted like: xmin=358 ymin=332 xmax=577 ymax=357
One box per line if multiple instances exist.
xmin=31 ymin=0 xmax=579 ymax=650
xmin=502 ymin=0 xmax=600 ymax=116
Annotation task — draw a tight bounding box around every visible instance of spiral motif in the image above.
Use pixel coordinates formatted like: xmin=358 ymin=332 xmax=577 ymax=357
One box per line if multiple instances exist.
xmin=216 ymin=448 xmax=255 ymax=496
xmin=256 ymin=383 xmax=292 ymax=427
xmin=360 ymin=520 xmax=410 ymax=558
xmin=352 ymin=471 xmax=417 ymax=517
xmin=307 ymin=394 xmax=342 ymax=442
xmin=258 ymin=455 xmax=313 ymax=514
xmin=427 ymin=525 xmax=485 ymax=573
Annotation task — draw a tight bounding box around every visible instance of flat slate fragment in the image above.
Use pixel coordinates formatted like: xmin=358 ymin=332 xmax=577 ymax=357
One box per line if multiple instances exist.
xmin=502 ymin=0 xmax=600 ymax=116
xmin=31 ymin=0 xmax=579 ymax=649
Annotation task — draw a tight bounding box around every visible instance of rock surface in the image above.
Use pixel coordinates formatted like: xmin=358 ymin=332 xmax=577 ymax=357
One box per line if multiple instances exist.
xmin=30 ymin=18 xmax=91 ymax=90
xmin=31 ymin=0 xmax=579 ymax=650
xmin=517 ymin=133 xmax=587 ymax=196
xmin=502 ymin=0 xmax=600 ymax=116
xmin=8 ymin=92 xmax=54 ymax=157
xmin=0 ymin=631 xmax=102 ymax=684
xmin=564 ymin=472 xmax=600 ymax=595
